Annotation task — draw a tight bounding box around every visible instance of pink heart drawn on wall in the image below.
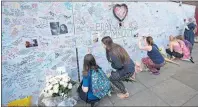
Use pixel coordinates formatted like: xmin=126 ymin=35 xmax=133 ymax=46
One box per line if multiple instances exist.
xmin=113 ymin=4 xmax=128 ymax=24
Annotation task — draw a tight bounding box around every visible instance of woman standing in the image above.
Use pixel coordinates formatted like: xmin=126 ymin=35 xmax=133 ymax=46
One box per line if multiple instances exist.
xmin=138 ymin=36 xmax=165 ymax=75
xmin=101 ymin=36 xmax=135 ymax=99
xmin=184 ymin=18 xmax=197 ymax=46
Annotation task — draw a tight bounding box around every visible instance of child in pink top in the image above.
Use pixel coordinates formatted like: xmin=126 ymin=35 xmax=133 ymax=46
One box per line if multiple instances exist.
xmin=176 ymin=35 xmax=194 ymax=63
xmin=177 ymin=40 xmax=191 ymax=59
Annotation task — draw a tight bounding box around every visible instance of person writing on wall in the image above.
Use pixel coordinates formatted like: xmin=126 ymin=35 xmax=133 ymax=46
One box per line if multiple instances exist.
xmin=138 ymin=36 xmax=165 ymax=75
xmin=101 ymin=36 xmax=135 ymax=99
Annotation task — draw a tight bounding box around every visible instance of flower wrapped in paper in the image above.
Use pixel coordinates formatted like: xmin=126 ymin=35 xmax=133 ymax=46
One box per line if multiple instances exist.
xmin=38 ymin=73 xmax=78 ymax=106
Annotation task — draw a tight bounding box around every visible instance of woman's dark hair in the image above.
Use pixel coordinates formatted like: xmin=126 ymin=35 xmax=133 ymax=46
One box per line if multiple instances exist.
xmin=60 ymin=24 xmax=68 ymax=33
xmin=60 ymin=24 xmax=67 ymax=29
xmin=101 ymin=36 xmax=130 ymax=64
xmin=146 ymin=36 xmax=154 ymax=45
xmin=83 ymin=54 xmax=98 ymax=76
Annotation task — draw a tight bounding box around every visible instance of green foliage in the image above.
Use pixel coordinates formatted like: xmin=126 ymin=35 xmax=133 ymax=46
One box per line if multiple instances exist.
xmin=123 ymin=78 xmax=136 ymax=83
xmin=52 ymin=93 xmax=59 ymax=97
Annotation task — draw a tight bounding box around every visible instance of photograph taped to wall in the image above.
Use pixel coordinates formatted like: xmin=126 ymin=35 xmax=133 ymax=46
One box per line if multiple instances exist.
xmin=60 ymin=24 xmax=68 ymax=34
xmin=50 ymin=22 xmax=68 ymax=35
xmin=50 ymin=22 xmax=59 ymax=35
xmin=25 ymin=39 xmax=38 ymax=48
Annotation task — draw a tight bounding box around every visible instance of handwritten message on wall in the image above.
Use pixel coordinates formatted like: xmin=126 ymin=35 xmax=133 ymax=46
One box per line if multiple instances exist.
xmin=2 ymin=2 xmax=195 ymax=105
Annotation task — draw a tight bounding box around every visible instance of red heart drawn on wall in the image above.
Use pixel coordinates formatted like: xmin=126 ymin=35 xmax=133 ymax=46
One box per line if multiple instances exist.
xmin=113 ymin=4 xmax=128 ymax=22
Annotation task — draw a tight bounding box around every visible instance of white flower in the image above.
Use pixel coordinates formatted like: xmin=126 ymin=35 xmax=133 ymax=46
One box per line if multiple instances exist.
xmin=45 ymin=84 xmax=53 ymax=90
xmin=46 ymin=75 xmax=53 ymax=82
xmin=68 ymin=83 xmax=72 ymax=89
xmin=60 ymin=93 xmax=64 ymax=96
xmin=49 ymin=78 xmax=57 ymax=83
xmin=59 ymin=81 xmax=65 ymax=86
xmin=68 ymin=77 xmax=71 ymax=82
xmin=63 ymin=94 xmax=67 ymax=98
xmin=58 ymin=74 xmax=68 ymax=79
xmin=43 ymin=74 xmax=73 ymax=98
xmin=46 ymin=82 xmax=50 ymax=87
xmin=42 ymin=89 xmax=47 ymax=95
xmin=62 ymin=77 xmax=69 ymax=83
xmin=43 ymin=92 xmax=48 ymax=97
xmin=50 ymin=79 xmax=59 ymax=85
xmin=63 ymin=82 xmax=68 ymax=88
xmin=56 ymin=75 xmax=63 ymax=78
xmin=53 ymin=87 xmax=59 ymax=93
xmin=48 ymin=90 xmax=54 ymax=97
xmin=53 ymin=84 xmax=59 ymax=90
xmin=44 ymin=90 xmax=53 ymax=97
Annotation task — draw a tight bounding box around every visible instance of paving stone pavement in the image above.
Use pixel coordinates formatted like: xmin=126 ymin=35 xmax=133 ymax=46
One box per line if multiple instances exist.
xmin=75 ymin=44 xmax=198 ymax=107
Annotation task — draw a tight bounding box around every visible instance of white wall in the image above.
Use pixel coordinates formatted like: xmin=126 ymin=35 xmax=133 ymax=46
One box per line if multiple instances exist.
xmin=2 ymin=2 xmax=195 ymax=105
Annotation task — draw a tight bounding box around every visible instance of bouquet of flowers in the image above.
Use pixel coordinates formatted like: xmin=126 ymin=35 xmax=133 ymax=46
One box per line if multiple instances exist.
xmin=42 ymin=73 xmax=76 ymax=98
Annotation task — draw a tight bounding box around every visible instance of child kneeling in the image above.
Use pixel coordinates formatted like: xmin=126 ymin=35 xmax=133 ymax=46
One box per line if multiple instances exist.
xmin=77 ymin=54 xmax=111 ymax=107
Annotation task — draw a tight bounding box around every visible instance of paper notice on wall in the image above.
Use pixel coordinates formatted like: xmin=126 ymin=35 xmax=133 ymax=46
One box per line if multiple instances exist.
xmin=56 ymin=66 xmax=66 ymax=74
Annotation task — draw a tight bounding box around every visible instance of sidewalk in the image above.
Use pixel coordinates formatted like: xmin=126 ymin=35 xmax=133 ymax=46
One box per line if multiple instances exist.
xmin=76 ymin=44 xmax=198 ymax=106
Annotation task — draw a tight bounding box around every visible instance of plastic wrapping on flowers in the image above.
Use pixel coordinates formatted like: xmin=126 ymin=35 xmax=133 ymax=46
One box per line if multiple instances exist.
xmin=38 ymin=73 xmax=79 ymax=107
xmin=38 ymin=83 xmax=79 ymax=106
xmin=38 ymin=95 xmax=77 ymax=107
